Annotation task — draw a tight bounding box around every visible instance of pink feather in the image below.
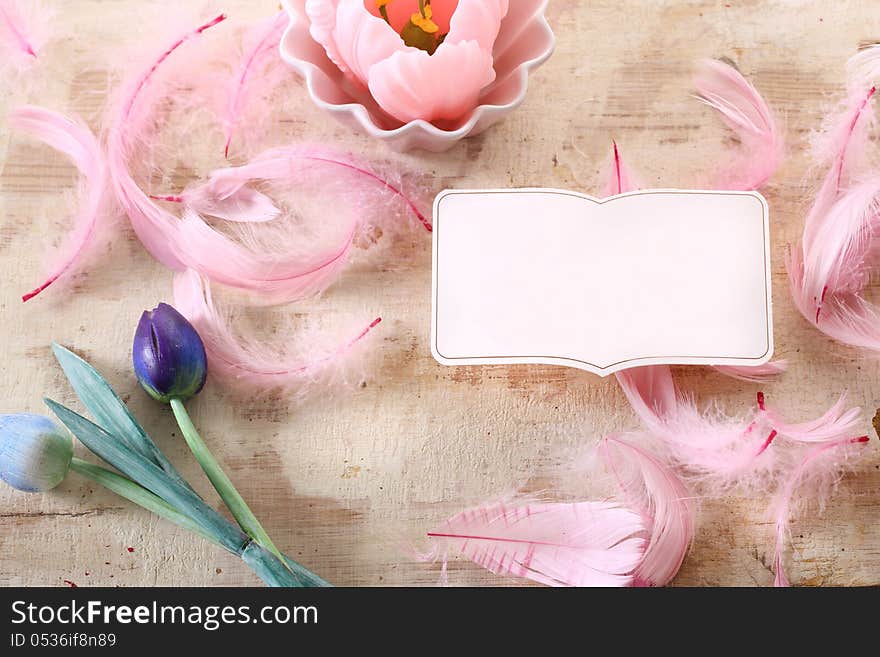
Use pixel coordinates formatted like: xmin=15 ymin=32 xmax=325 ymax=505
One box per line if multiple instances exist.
xmin=9 ymin=106 xmax=115 ymax=302
xmin=711 ymin=361 xmax=788 ymax=383
xmin=222 ymin=11 xmax=289 ymax=158
xmin=600 ymin=140 xmax=644 ymax=197
xmin=153 ymin=183 xmax=280 ymax=223
xmin=172 ymin=269 xmax=382 ymax=392
xmin=772 ymin=435 xmax=871 ymax=587
xmin=426 ymin=501 xmax=647 ymax=587
xmin=599 ymin=436 xmax=695 ymax=587
xmin=694 ymin=58 xmax=784 ymax=191
xmin=759 ymin=392 xmax=862 ymax=445
xmin=425 ymin=437 xmax=694 ymax=587
xmin=104 ymin=14 xmax=429 ymax=305
xmin=0 ymin=0 xmax=50 ymax=69
xmin=789 ymin=46 xmax=880 ymax=353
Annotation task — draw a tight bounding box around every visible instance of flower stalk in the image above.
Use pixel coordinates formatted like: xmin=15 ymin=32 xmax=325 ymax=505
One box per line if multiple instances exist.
xmin=169 ymin=397 xmax=285 ymax=564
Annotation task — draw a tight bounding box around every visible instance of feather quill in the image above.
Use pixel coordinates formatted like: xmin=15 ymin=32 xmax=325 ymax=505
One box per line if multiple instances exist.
xmin=172 ymin=269 xmax=381 ymax=393
xmin=772 ymin=435 xmax=870 ymax=587
xmin=9 ymin=106 xmax=115 ymax=302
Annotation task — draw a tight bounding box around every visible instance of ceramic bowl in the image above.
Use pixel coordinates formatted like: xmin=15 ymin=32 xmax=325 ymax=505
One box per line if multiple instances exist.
xmin=279 ymin=0 xmax=556 ymax=152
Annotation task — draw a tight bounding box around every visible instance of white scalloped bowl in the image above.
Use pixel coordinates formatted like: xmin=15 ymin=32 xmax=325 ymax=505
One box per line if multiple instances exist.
xmin=279 ymin=0 xmax=555 ymax=152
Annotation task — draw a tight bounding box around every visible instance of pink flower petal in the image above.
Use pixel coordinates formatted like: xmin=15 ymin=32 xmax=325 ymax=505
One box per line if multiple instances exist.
xmin=367 ymin=39 xmax=494 ymax=123
xmin=332 ymin=0 xmax=411 ymax=85
xmin=305 ymin=0 xmax=349 ymax=74
xmin=446 ymin=0 xmax=508 ymax=50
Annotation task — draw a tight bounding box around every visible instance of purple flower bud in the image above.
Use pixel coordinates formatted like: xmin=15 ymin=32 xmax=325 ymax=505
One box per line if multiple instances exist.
xmin=133 ymin=303 xmax=207 ymax=403
xmin=0 ymin=414 xmax=73 ymax=492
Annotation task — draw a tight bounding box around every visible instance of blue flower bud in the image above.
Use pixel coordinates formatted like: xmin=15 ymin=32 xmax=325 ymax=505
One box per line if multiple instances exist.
xmin=133 ymin=303 xmax=208 ymax=404
xmin=0 ymin=414 xmax=73 ymax=492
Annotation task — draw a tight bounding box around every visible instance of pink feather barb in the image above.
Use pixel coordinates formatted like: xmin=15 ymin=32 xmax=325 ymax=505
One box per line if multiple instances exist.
xmin=0 ymin=0 xmax=50 ymax=70
xmin=426 ymin=501 xmax=647 ymax=587
xmin=424 ymin=437 xmax=694 ymax=587
xmin=172 ymin=269 xmax=382 ymax=393
xmin=694 ymin=58 xmax=784 ymax=191
xmin=103 ymin=14 xmax=429 ymax=304
xmin=222 ymin=11 xmax=289 ymax=158
xmin=789 ymin=45 xmax=880 ymax=353
xmin=772 ymin=435 xmax=871 ymax=587
xmin=9 ymin=106 xmax=115 ymax=302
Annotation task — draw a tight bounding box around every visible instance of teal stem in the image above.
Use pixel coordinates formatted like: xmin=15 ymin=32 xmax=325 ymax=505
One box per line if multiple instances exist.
xmin=169 ymin=397 xmax=285 ymax=565
xmin=242 ymin=542 xmax=332 ymax=588
xmin=69 ymin=457 xmax=220 ymax=546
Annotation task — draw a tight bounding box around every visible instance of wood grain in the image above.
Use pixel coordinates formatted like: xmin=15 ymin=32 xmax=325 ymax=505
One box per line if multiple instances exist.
xmin=1 ymin=0 xmax=879 ymax=587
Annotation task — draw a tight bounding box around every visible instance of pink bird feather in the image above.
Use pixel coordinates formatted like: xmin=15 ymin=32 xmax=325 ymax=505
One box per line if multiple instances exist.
xmin=9 ymin=106 xmax=115 ymax=302
xmin=104 ymin=14 xmax=429 ymax=305
xmin=600 ymin=436 xmax=695 ymax=587
xmin=426 ymin=501 xmax=647 ymax=587
xmin=172 ymin=269 xmax=382 ymax=393
xmin=0 ymin=0 xmax=50 ymax=70
xmin=694 ymin=58 xmax=784 ymax=191
xmin=772 ymin=435 xmax=871 ymax=587
xmin=789 ymin=46 xmax=880 ymax=353
xmin=425 ymin=437 xmax=694 ymax=587
xmin=222 ymin=11 xmax=289 ymax=158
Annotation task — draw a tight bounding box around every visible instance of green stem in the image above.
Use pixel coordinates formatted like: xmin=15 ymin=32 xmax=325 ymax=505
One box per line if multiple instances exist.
xmin=69 ymin=457 xmax=220 ymax=546
xmin=379 ymin=5 xmax=390 ymax=24
xmin=169 ymin=397 xmax=285 ymax=566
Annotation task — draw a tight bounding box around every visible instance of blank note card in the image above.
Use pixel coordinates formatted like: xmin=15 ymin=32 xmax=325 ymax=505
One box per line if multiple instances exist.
xmin=431 ymin=188 xmax=773 ymax=376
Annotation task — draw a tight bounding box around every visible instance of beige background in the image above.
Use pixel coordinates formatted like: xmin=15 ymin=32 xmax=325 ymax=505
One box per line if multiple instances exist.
xmin=1 ymin=0 xmax=878 ymax=587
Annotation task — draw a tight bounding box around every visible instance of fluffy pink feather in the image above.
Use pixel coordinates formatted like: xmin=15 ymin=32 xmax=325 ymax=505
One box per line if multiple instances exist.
xmin=694 ymin=58 xmax=784 ymax=191
xmin=758 ymin=391 xmax=862 ymax=445
xmin=9 ymin=106 xmax=115 ymax=302
xmin=772 ymin=435 xmax=871 ymax=587
xmin=425 ymin=437 xmax=694 ymax=587
xmin=172 ymin=268 xmax=381 ymax=392
xmin=222 ymin=11 xmax=289 ymax=158
xmin=105 ymin=13 xmax=228 ymax=273
xmin=711 ymin=362 xmax=788 ymax=383
xmin=599 ymin=436 xmax=695 ymax=587
xmin=426 ymin=500 xmax=647 ymax=587
xmin=0 ymin=0 xmax=50 ymax=70
xmin=789 ymin=46 xmax=880 ymax=352
xmin=105 ymin=14 xmax=430 ymax=305
xmin=152 ymin=183 xmax=280 ymax=223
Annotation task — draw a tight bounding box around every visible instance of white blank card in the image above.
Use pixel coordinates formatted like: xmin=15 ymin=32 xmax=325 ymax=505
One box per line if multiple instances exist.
xmin=431 ymin=188 xmax=773 ymax=376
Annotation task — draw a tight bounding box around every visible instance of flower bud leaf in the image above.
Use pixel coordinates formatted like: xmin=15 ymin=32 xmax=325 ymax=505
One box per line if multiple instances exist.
xmin=45 ymin=398 xmax=243 ymax=554
xmin=51 ymin=343 xmax=197 ymax=495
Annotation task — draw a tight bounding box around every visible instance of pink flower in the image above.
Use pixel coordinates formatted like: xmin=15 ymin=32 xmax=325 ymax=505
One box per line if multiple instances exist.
xmin=304 ymin=0 xmax=509 ymax=124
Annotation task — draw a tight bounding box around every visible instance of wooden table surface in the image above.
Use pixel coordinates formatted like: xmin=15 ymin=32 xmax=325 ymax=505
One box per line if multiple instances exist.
xmin=1 ymin=0 xmax=878 ymax=587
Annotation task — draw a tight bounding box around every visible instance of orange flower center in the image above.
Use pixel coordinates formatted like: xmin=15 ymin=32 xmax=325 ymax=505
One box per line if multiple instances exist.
xmin=367 ymin=0 xmax=458 ymax=54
